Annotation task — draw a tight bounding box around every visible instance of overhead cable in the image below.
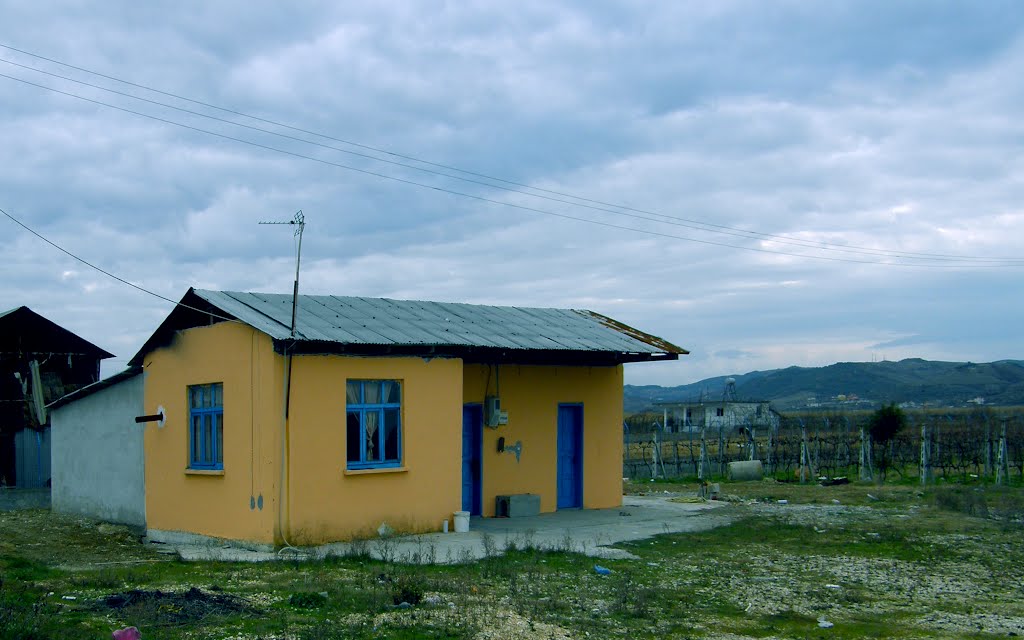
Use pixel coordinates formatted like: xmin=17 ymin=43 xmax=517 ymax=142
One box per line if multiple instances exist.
xmin=0 ymin=54 xmax=1012 ymax=263
xmin=1 ymin=70 xmax=1021 ymax=268
xmin=3 ymin=44 xmax=1018 ymax=264
xmin=0 ymin=205 xmax=237 ymax=323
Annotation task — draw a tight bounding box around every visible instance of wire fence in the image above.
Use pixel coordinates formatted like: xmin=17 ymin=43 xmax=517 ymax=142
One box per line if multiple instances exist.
xmin=623 ymin=409 xmax=1024 ymax=484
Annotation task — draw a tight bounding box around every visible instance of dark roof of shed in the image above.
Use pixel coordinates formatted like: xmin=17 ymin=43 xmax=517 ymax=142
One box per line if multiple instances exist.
xmin=129 ymin=288 xmax=687 ymax=366
xmin=0 ymin=306 xmax=114 ymax=359
xmin=48 ymin=366 xmax=142 ymax=410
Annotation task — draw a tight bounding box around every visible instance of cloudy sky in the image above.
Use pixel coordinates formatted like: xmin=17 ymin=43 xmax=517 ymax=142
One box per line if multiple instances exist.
xmin=1 ymin=1 xmax=1022 ymax=386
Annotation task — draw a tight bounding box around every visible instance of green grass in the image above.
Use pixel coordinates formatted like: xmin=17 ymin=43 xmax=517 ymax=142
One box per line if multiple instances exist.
xmin=2 ymin=485 xmax=1023 ymax=639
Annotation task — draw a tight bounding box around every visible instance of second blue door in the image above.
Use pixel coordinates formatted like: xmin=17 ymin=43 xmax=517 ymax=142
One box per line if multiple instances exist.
xmin=557 ymin=404 xmax=583 ymax=509
xmin=462 ymin=404 xmax=483 ymax=515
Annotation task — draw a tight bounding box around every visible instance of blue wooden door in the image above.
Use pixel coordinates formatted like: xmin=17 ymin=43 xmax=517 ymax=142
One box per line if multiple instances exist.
xmin=462 ymin=404 xmax=483 ymax=515
xmin=557 ymin=404 xmax=583 ymax=509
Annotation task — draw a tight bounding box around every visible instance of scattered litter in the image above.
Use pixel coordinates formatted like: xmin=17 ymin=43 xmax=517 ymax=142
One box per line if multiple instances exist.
xmin=813 ymin=527 xmax=826 ymax=534
xmin=745 ymin=602 xmax=753 ymax=613
xmin=818 ymin=617 xmax=834 ymax=628
xmin=112 ymin=627 xmax=141 ymax=640
xmin=61 ymin=595 xmax=77 ymax=601
xmin=825 ymin=584 xmax=841 ymax=589
xmin=777 ymin=499 xmax=788 ymax=504
xmin=594 ymin=565 xmax=612 ymax=576
xmin=819 ymin=476 xmax=849 ymax=486
xmin=867 ymin=494 xmax=879 ymax=501
xmin=866 ymin=532 xmax=881 ymax=539
xmin=832 ymin=499 xmax=841 ymax=504
xmin=646 ymin=562 xmax=660 ymax=567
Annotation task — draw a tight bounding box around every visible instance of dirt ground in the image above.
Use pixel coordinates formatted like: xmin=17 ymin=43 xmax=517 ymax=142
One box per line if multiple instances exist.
xmin=2 ymin=481 xmax=1023 ymax=639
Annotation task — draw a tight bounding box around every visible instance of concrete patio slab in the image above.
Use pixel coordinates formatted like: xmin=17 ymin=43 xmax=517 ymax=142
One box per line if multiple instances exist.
xmin=162 ymin=496 xmax=731 ymax=564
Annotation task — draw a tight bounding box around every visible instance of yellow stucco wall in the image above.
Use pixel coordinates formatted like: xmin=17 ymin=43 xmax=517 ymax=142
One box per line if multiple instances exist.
xmin=463 ymin=364 xmax=624 ymax=516
xmin=285 ymin=355 xmax=463 ymax=544
xmin=143 ymin=322 xmax=282 ymax=543
xmin=143 ymin=321 xmax=626 ymax=545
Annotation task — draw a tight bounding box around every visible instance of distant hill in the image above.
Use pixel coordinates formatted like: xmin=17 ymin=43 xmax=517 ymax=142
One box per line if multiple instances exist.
xmin=625 ymin=358 xmax=1024 ymax=412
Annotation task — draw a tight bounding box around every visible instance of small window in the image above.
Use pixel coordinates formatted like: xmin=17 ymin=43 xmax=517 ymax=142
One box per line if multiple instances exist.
xmin=188 ymin=383 xmax=223 ymax=470
xmin=346 ymin=380 xmax=402 ymax=469
xmin=716 ymin=407 xmax=725 ymax=417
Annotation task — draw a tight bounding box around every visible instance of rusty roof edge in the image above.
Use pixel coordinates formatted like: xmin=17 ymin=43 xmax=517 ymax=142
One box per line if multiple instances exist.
xmin=576 ymin=309 xmax=688 ymax=355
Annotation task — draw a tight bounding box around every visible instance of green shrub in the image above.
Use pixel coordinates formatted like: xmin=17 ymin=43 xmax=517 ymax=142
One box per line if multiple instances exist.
xmin=932 ymin=487 xmax=989 ymax=518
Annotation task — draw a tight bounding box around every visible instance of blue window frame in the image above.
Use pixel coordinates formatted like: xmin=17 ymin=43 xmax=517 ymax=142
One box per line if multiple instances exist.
xmin=188 ymin=382 xmax=223 ymax=470
xmin=346 ymin=380 xmax=401 ymax=469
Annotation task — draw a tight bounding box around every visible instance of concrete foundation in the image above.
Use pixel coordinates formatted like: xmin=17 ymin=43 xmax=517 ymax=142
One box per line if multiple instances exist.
xmin=151 ymin=495 xmax=730 ymax=564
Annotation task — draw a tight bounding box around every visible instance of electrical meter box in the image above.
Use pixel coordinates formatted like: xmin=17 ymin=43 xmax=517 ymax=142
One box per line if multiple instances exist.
xmin=485 ymin=396 xmax=508 ymax=427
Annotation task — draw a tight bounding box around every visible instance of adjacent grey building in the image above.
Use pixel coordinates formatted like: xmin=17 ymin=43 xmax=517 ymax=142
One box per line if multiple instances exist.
xmin=49 ymin=368 xmax=145 ymax=527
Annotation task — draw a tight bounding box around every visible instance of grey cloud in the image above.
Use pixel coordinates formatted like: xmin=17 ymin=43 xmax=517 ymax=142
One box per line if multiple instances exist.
xmin=1 ymin=1 xmax=1023 ymax=387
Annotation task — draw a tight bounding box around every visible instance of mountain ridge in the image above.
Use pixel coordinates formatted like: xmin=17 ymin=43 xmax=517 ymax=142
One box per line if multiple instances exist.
xmin=625 ymin=358 xmax=1024 ymax=412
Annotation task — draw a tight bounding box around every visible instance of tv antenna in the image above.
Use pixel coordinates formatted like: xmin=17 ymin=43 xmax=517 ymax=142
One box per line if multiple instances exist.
xmin=259 ymin=210 xmax=305 ymax=337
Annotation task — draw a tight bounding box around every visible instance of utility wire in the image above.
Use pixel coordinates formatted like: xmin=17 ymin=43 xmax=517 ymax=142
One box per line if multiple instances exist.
xmin=1 ymin=56 xmax=991 ymax=264
xmin=0 ymin=44 xmax=1017 ymax=264
xmin=4 ymin=58 xmax=1016 ymax=264
xmin=1 ymin=72 xmax=1021 ymax=268
xmin=0 ymin=205 xmax=238 ymax=323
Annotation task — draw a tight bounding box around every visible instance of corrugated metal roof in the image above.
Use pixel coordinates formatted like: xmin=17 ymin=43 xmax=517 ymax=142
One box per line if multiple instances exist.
xmin=0 ymin=306 xmax=115 ymax=359
xmin=192 ymin=289 xmax=685 ymax=355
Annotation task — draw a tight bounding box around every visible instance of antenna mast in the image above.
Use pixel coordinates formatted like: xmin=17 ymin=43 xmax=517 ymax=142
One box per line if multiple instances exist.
xmin=259 ymin=210 xmax=306 ymax=337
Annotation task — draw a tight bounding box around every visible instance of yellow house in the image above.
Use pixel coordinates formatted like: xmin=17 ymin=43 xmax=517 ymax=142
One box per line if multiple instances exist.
xmin=128 ymin=288 xmax=686 ymax=547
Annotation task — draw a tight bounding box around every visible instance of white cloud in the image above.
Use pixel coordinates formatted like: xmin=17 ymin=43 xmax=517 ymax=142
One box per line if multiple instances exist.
xmin=1 ymin=1 xmax=1022 ymax=387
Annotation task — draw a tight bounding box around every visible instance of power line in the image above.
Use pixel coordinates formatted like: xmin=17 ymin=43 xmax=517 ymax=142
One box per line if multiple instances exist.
xmin=1 ymin=72 xmax=1021 ymax=268
xmin=4 ymin=58 xmax=1016 ymax=264
xmin=0 ymin=205 xmax=237 ymax=323
xmin=1 ymin=43 xmax=1017 ymax=264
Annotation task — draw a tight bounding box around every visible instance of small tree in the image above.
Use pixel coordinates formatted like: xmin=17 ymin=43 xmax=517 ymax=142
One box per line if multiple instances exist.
xmin=869 ymin=404 xmax=907 ymax=480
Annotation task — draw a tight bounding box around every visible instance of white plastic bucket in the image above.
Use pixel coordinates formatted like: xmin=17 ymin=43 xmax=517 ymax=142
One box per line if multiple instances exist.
xmin=453 ymin=510 xmax=470 ymax=533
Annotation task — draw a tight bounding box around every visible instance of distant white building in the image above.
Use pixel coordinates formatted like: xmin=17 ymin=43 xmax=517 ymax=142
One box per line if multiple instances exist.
xmin=657 ymin=400 xmax=780 ymax=433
